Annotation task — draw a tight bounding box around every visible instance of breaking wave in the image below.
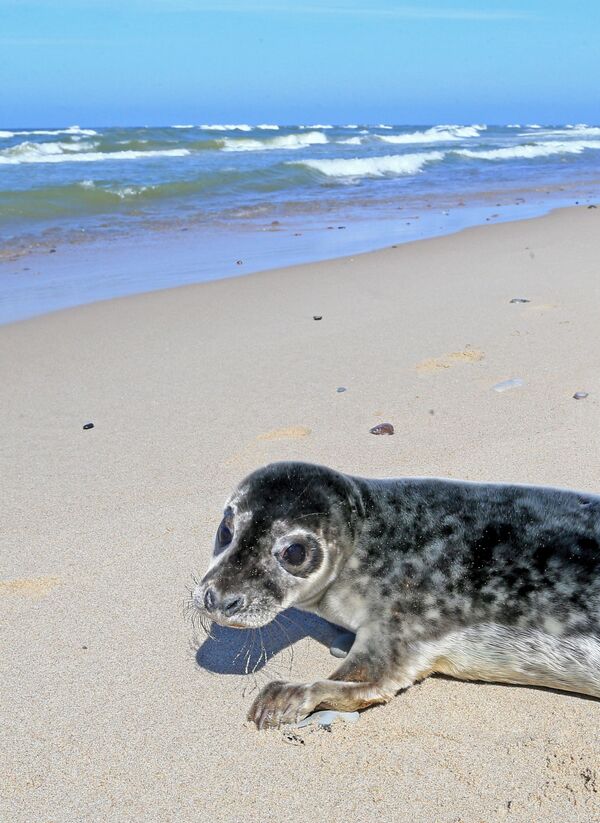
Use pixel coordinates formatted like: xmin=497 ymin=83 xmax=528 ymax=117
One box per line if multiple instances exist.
xmin=0 ymin=140 xmax=190 ymax=165
xmin=456 ymin=141 xmax=600 ymax=161
xmin=290 ymin=151 xmax=444 ymax=178
xmin=377 ymin=125 xmax=483 ymax=144
xmin=222 ymin=131 xmax=329 ymax=151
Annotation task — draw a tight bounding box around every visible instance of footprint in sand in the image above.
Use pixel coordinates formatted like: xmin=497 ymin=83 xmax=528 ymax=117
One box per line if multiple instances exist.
xmin=225 ymin=426 xmax=312 ymax=468
xmin=0 ymin=576 xmax=60 ymax=599
xmin=257 ymin=426 xmax=312 ymax=441
xmin=416 ymin=348 xmax=485 ymax=374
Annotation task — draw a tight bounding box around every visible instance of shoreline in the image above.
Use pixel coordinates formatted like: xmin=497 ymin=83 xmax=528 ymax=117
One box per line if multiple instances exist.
xmin=1 ymin=181 xmax=598 ymax=326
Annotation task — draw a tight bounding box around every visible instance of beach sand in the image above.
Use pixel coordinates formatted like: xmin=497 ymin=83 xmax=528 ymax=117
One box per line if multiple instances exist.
xmin=2 ymin=206 xmax=600 ymax=821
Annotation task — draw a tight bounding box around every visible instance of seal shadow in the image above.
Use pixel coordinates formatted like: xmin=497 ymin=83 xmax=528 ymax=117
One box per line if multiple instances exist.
xmin=195 ymin=608 xmax=350 ymax=676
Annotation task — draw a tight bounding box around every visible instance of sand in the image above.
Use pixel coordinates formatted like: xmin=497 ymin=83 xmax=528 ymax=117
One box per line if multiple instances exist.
xmin=2 ymin=206 xmax=600 ymax=822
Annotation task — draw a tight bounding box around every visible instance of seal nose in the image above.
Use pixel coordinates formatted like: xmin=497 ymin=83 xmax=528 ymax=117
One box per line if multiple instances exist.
xmin=221 ymin=594 xmax=246 ymax=617
xmin=203 ymin=587 xmax=217 ymax=613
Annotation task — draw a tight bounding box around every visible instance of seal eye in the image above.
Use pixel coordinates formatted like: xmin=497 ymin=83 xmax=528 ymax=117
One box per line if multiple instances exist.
xmin=216 ymin=519 xmax=233 ymax=551
xmin=280 ymin=543 xmax=307 ymax=567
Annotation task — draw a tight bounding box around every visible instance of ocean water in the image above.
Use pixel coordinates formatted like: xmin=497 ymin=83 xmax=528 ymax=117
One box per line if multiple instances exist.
xmin=1 ymin=122 xmax=599 ymax=322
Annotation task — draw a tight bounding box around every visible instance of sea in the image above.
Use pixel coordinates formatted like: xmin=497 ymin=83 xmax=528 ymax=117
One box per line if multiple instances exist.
xmin=1 ymin=122 xmax=599 ymax=323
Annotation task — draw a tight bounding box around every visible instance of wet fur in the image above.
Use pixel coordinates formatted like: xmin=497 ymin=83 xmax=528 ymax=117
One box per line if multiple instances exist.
xmin=193 ymin=462 xmax=600 ymax=728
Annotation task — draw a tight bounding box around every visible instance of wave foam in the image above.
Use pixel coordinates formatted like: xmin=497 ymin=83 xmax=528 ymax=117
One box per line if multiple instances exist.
xmin=256 ymin=124 xmax=280 ymax=130
xmin=529 ymin=126 xmax=600 ymax=138
xmin=456 ymin=140 xmax=600 ymax=161
xmin=377 ymin=125 xmax=482 ymax=144
xmin=290 ymin=151 xmax=444 ymax=178
xmin=222 ymin=131 xmax=328 ymax=152
xmin=0 ymin=125 xmax=98 ymax=138
xmin=200 ymin=124 xmax=253 ymax=131
xmin=0 ymin=141 xmax=190 ymax=165
xmin=338 ymin=136 xmax=363 ymax=145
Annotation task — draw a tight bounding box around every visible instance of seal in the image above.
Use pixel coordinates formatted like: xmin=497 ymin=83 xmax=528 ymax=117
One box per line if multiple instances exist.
xmin=192 ymin=461 xmax=600 ymax=729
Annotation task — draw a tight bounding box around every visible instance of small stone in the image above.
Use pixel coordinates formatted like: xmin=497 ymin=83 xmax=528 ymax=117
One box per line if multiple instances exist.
xmin=295 ymin=710 xmax=360 ymax=729
xmin=370 ymin=422 xmax=394 ymax=435
xmin=49 ymin=248 xmax=56 ymax=253
xmin=336 ymin=387 xmax=347 ymax=393
xmin=236 ymin=260 xmax=243 ymax=265
xmin=588 ymin=205 xmax=597 ymax=209
xmin=330 ymin=631 xmax=355 ymax=658
xmin=313 ymin=315 xmax=322 ymax=321
xmin=510 ymin=297 xmax=530 ymax=304
xmin=337 ymin=226 xmax=346 ymax=229
xmin=493 ymin=378 xmax=524 ymax=393
xmin=573 ymin=391 xmax=589 ymax=400
xmin=82 ymin=645 xmax=88 ymax=649
xmin=83 ymin=422 xmax=94 ymax=430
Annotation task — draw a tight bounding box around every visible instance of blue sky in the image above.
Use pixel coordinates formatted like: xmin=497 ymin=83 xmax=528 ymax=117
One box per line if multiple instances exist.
xmin=1 ymin=0 xmax=599 ymax=126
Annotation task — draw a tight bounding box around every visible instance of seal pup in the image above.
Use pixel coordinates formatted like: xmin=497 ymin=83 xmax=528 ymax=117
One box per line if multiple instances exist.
xmin=192 ymin=461 xmax=600 ymax=729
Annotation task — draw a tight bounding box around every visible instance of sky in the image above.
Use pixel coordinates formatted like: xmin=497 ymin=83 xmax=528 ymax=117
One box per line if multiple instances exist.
xmin=1 ymin=0 xmax=599 ymax=126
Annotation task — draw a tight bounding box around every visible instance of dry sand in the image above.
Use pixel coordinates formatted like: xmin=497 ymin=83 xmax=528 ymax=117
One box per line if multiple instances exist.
xmin=2 ymin=206 xmax=600 ymax=822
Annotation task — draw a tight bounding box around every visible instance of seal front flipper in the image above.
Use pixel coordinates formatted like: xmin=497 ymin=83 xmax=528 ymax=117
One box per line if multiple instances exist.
xmin=247 ymin=626 xmax=407 ymax=730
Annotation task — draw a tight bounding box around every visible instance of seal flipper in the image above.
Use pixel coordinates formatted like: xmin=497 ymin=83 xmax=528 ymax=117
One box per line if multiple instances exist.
xmin=247 ymin=626 xmax=419 ymax=729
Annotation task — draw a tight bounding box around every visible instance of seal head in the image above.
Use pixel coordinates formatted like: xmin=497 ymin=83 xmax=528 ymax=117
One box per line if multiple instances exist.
xmin=192 ymin=461 xmax=364 ymax=628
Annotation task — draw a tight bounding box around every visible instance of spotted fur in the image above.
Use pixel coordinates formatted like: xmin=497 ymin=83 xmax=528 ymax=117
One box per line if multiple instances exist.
xmin=192 ymin=462 xmax=600 ymax=729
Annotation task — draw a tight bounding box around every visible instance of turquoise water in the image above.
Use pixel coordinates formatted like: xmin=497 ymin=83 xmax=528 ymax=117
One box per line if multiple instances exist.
xmin=1 ymin=122 xmax=599 ymax=322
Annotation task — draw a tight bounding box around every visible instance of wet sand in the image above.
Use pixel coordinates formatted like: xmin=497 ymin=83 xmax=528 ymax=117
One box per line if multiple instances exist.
xmin=2 ymin=205 xmax=600 ymax=821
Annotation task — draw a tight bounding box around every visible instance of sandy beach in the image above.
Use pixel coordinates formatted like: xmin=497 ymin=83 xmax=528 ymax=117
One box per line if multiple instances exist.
xmin=2 ymin=205 xmax=600 ymax=821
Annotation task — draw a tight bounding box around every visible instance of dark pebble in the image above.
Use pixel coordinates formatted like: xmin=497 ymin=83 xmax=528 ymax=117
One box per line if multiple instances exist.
xmin=370 ymin=422 xmax=394 ymax=436
xmin=510 ymin=297 xmax=531 ymax=304
xmin=337 ymin=226 xmax=346 ymax=229
xmin=49 ymin=248 xmax=56 ymax=253
xmin=82 ymin=645 xmax=88 ymax=650
xmin=588 ymin=205 xmax=597 ymax=209
xmin=313 ymin=315 xmax=322 ymax=320
xmin=573 ymin=391 xmax=589 ymax=400
xmin=236 ymin=260 xmax=243 ymax=265
xmin=336 ymin=387 xmax=347 ymax=393
xmin=83 ymin=422 xmax=94 ymax=430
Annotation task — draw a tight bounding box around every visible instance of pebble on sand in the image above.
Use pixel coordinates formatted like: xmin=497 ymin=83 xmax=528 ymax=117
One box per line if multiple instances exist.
xmin=296 ymin=710 xmax=360 ymax=729
xmin=573 ymin=391 xmax=589 ymax=400
xmin=336 ymin=387 xmax=347 ymax=393
xmin=509 ymin=297 xmax=531 ymax=304
xmin=493 ymin=378 xmax=525 ymax=393
xmin=83 ymin=422 xmax=94 ymax=430
xmin=313 ymin=315 xmax=323 ymax=320
xmin=370 ymin=422 xmax=394 ymax=435
xmin=330 ymin=631 xmax=355 ymax=658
